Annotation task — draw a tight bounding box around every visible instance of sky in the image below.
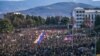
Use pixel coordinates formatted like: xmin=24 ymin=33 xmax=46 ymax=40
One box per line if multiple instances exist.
xmin=0 ymin=0 xmax=100 ymax=2
xmin=0 ymin=0 xmax=100 ymax=13
xmin=0 ymin=0 xmax=100 ymax=7
xmin=0 ymin=0 xmax=98 ymax=8
xmin=0 ymin=0 xmax=24 ymax=1
xmin=0 ymin=0 xmax=75 ymax=10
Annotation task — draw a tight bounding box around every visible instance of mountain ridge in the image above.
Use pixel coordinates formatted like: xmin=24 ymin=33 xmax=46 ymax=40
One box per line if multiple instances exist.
xmin=19 ymin=2 xmax=96 ymax=17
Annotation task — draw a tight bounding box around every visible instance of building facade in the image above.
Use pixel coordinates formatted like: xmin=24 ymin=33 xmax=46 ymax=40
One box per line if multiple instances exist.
xmin=72 ymin=7 xmax=100 ymax=28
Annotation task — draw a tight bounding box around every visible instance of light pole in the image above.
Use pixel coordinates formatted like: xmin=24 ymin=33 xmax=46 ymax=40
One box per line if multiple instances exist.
xmin=90 ymin=30 xmax=97 ymax=56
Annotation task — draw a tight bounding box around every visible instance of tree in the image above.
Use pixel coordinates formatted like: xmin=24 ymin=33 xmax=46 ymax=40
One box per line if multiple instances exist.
xmin=38 ymin=16 xmax=45 ymax=25
xmin=26 ymin=18 xmax=35 ymax=27
xmin=4 ymin=13 xmax=25 ymax=28
xmin=0 ymin=19 xmax=13 ymax=33
xmin=96 ymin=38 xmax=100 ymax=54
xmin=45 ymin=16 xmax=51 ymax=25
xmin=50 ymin=16 xmax=56 ymax=25
xmin=54 ymin=16 xmax=61 ymax=25
xmin=37 ymin=16 xmax=45 ymax=25
xmin=60 ymin=17 xmax=69 ymax=25
xmin=94 ymin=15 xmax=100 ymax=32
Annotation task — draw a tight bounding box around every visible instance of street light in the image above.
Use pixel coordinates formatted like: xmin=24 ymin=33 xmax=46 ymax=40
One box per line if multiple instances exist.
xmin=90 ymin=30 xmax=97 ymax=56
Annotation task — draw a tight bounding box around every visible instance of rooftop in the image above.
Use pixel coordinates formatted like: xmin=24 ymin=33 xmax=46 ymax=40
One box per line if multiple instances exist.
xmin=74 ymin=7 xmax=84 ymax=10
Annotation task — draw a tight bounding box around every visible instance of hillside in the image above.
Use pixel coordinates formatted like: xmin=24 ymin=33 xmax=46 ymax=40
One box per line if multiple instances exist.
xmin=19 ymin=2 xmax=95 ymax=17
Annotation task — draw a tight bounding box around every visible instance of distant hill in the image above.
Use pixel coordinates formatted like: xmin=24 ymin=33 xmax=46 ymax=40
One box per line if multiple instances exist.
xmin=19 ymin=2 xmax=95 ymax=17
xmin=0 ymin=2 xmax=98 ymax=18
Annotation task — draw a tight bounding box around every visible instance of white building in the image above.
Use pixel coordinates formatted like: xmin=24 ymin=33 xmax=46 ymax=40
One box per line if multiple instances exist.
xmin=72 ymin=7 xmax=100 ymax=28
xmin=13 ymin=12 xmax=21 ymax=15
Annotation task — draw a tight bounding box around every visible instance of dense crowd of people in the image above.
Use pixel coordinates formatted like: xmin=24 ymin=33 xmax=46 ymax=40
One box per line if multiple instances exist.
xmin=0 ymin=28 xmax=97 ymax=56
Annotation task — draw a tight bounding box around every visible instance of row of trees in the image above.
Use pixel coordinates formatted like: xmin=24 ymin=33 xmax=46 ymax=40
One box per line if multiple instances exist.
xmin=4 ymin=13 xmax=45 ymax=28
xmin=95 ymin=15 xmax=100 ymax=54
xmin=45 ymin=16 xmax=69 ymax=25
xmin=94 ymin=15 xmax=100 ymax=33
xmin=0 ymin=13 xmax=69 ymax=33
xmin=0 ymin=19 xmax=13 ymax=33
xmin=1 ymin=13 xmax=100 ymax=33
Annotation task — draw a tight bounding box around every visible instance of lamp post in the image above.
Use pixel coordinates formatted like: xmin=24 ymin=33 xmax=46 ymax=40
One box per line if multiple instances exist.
xmin=90 ymin=30 xmax=97 ymax=56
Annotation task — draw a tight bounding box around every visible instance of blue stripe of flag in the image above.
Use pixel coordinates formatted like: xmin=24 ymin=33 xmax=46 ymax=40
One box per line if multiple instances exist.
xmin=37 ymin=32 xmax=45 ymax=45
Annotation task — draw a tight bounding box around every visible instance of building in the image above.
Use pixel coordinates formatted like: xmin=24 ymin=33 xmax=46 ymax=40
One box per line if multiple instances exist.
xmin=72 ymin=7 xmax=100 ymax=28
xmin=13 ymin=12 xmax=21 ymax=15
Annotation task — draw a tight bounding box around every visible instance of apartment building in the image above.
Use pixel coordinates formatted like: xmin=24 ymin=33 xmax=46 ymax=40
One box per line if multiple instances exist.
xmin=72 ymin=7 xmax=100 ymax=28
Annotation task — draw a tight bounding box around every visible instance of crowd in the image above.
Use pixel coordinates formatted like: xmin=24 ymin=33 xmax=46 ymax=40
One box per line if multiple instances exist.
xmin=0 ymin=28 xmax=96 ymax=56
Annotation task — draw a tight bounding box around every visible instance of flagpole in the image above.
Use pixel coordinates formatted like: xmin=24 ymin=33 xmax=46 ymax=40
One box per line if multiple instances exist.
xmin=72 ymin=24 xmax=74 ymax=55
xmin=71 ymin=12 xmax=74 ymax=55
xmin=93 ymin=31 xmax=97 ymax=56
